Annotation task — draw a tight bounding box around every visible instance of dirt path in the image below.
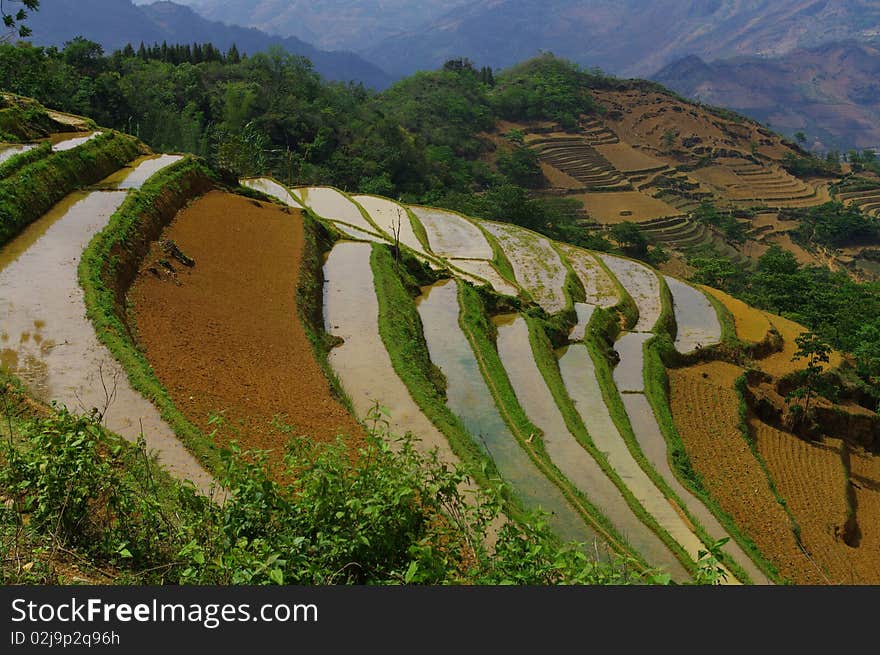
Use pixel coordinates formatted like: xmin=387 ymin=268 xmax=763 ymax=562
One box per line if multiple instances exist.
xmin=129 ymin=191 xmax=364 ymax=467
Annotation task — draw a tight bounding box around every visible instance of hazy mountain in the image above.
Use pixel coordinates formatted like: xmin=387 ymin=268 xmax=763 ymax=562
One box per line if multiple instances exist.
xmin=361 ymin=0 xmax=880 ymax=79
xmin=131 ymin=0 xmax=466 ymax=52
xmin=24 ymin=0 xmax=393 ymax=88
xmin=654 ymin=41 xmax=880 ymax=152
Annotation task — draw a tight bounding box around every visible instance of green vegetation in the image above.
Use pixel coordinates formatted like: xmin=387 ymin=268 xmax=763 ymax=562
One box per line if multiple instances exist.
xmin=0 ymin=378 xmax=665 ymax=585
xmin=78 ymin=157 xmax=222 ymax=473
xmin=0 ymin=140 xmax=49 ymax=178
xmin=692 ymin=201 xmax=748 ymax=245
xmin=0 ymin=130 xmax=142 ymax=246
xmin=790 ymin=201 xmax=880 ymax=248
xmin=0 ymin=92 xmax=59 ymax=141
xmin=491 ymin=55 xmax=601 ymax=128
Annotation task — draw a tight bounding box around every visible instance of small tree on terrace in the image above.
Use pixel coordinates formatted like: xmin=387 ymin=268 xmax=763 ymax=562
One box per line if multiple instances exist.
xmin=787 ymin=331 xmax=832 ymax=429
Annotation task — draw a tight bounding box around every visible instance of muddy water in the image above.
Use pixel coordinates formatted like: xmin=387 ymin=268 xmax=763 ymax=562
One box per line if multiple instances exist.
xmin=416 ymin=280 xmax=601 ymax=549
xmin=322 ymin=241 xmax=460 ymax=465
xmin=0 ymin=143 xmax=36 ymax=167
xmin=599 ymin=254 xmax=661 ymax=332
xmin=495 ymin=315 xmax=685 ymax=575
xmin=558 ymin=344 xmax=705 ymax=578
xmin=449 ymin=259 xmax=519 ymax=297
xmin=613 ymin=332 xmax=653 ymax=393
xmin=0 ymin=190 xmax=215 ymax=495
xmin=352 ymin=195 xmax=429 ymax=255
xmin=621 ymin=393 xmax=766 ymax=584
xmin=50 ymin=131 xmax=100 ymax=152
xmin=241 ymin=177 xmax=303 ymax=207
xmin=570 ymin=303 xmax=596 ymax=342
xmin=482 ymin=221 xmax=568 ymax=314
xmin=96 ymin=154 xmax=184 ymax=190
xmin=410 ymin=207 xmax=494 ymax=259
xmin=297 ymin=186 xmax=380 ymax=234
xmin=664 ymin=276 xmax=722 ymax=354
xmin=556 ymin=243 xmax=618 ymax=307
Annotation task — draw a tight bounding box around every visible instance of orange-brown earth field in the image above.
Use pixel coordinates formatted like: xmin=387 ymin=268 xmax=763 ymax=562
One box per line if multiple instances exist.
xmin=129 ymin=190 xmax=364 ymax=465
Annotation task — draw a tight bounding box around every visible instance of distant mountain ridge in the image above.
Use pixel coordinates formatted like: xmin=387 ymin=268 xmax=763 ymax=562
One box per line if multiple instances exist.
xmin=360 ymin=0 xmax=880 ymax=79
xmin=145 ymin=0 xmax=466 ymax=53
xmin=653 ymin=41 xmax=880 ymax=152
xmin=24 ymin=0 xmax=393 ymax=89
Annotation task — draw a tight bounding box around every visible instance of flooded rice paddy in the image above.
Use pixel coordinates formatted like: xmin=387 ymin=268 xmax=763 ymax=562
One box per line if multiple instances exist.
xmin=598 ymin=254 xmax=661 ymax=332
xmin=664 ymin=276 xmax=721 ymax=353
xmin=410 ymin=207 xmax=494 ymax=259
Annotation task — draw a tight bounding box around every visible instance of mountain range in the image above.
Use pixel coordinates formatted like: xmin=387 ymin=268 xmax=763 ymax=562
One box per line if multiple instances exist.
xmin=358 ymin=0 xmax=880 ymax=79
xmin=24 ymin=0 xmax=393 ymax=89
xmin=143 ymin=0 xmax=466 ymax=53
xmin=654 ymin=41 xmax=880 ymax=152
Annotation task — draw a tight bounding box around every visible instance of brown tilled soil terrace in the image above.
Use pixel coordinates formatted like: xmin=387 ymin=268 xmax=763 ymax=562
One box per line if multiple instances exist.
xmin=129 ymin=190 xmax=365 ymax=466
xmin=753 ymin=421 xmax=880 ymax=584
xmin=668 ymin=362 xmax=823 ymax=583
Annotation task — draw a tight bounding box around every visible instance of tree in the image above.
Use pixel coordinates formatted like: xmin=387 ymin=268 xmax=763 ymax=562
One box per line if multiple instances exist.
xmin=1 ymin=0 xmax=38 ymax=40
xmin=794 ymin=131 xmax=806 ymax=144
xmin=610 ymin=221 xmax=648 ymax=257
xmin=787 ymin=331 xmax=832 ymax=428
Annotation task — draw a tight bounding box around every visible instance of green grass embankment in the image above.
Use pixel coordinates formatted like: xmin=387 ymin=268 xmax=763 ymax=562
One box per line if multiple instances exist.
xmin=78 ymin=157 xmax=221 ymax=473
xmin=523 ymin=313 xmax=688 ymax=570
xmin=0 ymin=142 xmax=51 ymax=179
xmin=0 ymin=131 xmax=144 ymax=246
xmin=456 ymin=280 xmax=644 ymax=556
xmin=370 ymin=243 xmax=509 ymax=497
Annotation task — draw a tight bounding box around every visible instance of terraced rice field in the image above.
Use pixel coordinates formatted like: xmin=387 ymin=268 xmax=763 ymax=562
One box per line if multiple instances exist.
xmin=570 ymin=303 xmax=596 ymax=342
xmin=0 ymin=143 xmax=36 ymax=165
xmin=556 ymin=242 xmax=618 ymax=308
xmin=410 ymin=206 xmax=494 ymax=260
xmin=50 ymin=131 xmax=100 ymax=152
xmin=759 ymin=312 xmax=843 ymax=377
xmin=241 ymin=177 xmax=303 ymax=207
xmin=702 ymin=287 xmax=771 ymax=344
xmin=322 ymin=241 xmax=458 ymax=465
xmin=483 ymin=220 xmax=569 ymax=313
xmin=557 ymin=344 xmax=707 ymax=575
xmin=574 ymin=191 xmax=683 ymax=224
xmin=352 ymin=195 xmax=429 ymax=255
xmin=664 ymin=276 xmax=721 ymax=353
xmin=668 ymin=362 xmax=820 ymax=583
xmin=598 ymin=254 xmax=662 ymax=332
xmin=495 ymin=315 xmax=688 ymax=579
xmin=131 ymin=191 xmax=365 ymax=472
xmin=98 ymin=154 xmax=184 ymax=189
xmin=753 ymin=421 xmax=860 ymax=583
xmin=417 ymin=280 xmax=601 ymax=549
xmin=613 ymin=332 xmax=653 ymax=393
xmin=297 ymin=186 xmax=381 ymax=234
xmin=448 ymin=258 xmax=519 ymax=297
xmin=0 ymin=158 xmax=214 ymax=494
xmin=594 ymin=143 xmax=668 ymax=173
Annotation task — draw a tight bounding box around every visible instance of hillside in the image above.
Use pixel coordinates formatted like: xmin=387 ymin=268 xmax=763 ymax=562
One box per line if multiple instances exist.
xmin=362 ymin=0 xmax=880 ymax=79
xmin=654 ymin=42 xmax=880 ymax=152
xmin=23 ymin=0 xmax=392 ymax=89
xmin=2 ymin=94 xmax=880 ymax=586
